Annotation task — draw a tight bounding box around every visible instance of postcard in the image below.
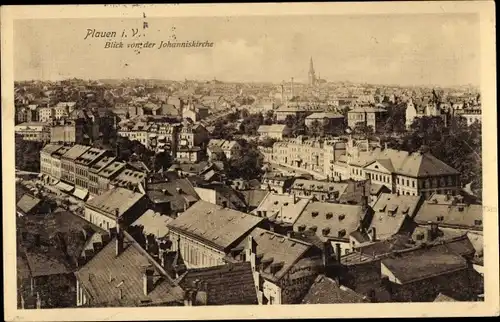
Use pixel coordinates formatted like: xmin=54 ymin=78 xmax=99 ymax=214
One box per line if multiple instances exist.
xmin=2 ymin=2 xmax=498 ymax=321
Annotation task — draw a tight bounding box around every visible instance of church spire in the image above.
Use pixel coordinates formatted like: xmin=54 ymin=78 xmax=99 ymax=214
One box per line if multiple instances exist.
xmin=308 ymin=57 xmax=316 ymax=86
xmin=309 ymin=57 xmax=314 ymax=74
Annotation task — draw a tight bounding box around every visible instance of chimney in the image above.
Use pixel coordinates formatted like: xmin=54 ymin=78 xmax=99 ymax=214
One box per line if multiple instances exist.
xmin=36 ymin=292 xmax=41 ymax=309
xmin=369 ymin=227 xmax=376 ymax=242
xmin=322 ymin=241 xmax=331 ymax=269
xmin=430 ymin=223 xmax=439 ymax=241
xmin=115 ymin=210 xmax=124 ymax=257
xmin=142 ymin=266 xmax=155 ymax=296
xmin=335 ymin=243 xmax=342 ymax=263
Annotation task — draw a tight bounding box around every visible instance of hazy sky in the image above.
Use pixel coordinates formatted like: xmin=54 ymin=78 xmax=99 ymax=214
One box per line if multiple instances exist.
xmin=14 ymin=14 xmax=480 ymax=86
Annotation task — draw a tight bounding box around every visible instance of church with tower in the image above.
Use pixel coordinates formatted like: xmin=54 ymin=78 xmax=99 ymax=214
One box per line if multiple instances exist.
xmin=308 ymin=57 xmax=325 ymax=87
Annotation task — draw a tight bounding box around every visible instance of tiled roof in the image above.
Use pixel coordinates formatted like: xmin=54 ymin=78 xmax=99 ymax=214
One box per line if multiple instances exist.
xmin=24 ymin=248 xmax=73 ymax=277
xmin=294 ymin=201 xmax=364 ymax=241
xmin=257 ymin=124 xmax=289 ymax=133
xmin=167 ymin=201 xmax=264 ymax=251
xmin=368 ymin=193 xmax=423 ymax=240
xmin=146 ymin=178 xmax=199 ymax=212
xmin=414 ymin=201 xmax=482 ymax=230
xmin=75 ymin=231 xmax=184 ymax=307
xmin=131 ymin=210 xmax=173 ymax=238
xmin=247 ymin=227 xmax=314 ymax=281
xmin=61 ymin=144 xmax=90 ymax=161
xmin=254 ymin=192 xmax=310 ymax=225
xmin=51 ymin=145 xmax=72 ymax=158
xmin=178 ymin=262 xmax=257 ymax=305
xmin=85 ymin=187 xmax=146 ymax=219
xmin=381 ymin=246 xmax=468 ymax=284
xmin=301 ymin=275 xmax=367 ymax=304
xmin=17 ymin=194 xmax=41 ymax=215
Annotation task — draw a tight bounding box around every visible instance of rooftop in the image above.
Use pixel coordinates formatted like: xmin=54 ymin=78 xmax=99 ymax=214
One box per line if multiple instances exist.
xmin=76 ymin=148 xmax=108 ymax=166
xmin=178 ymin=262 xmax=257 ymax=305
xmin=291 ymin=179 xmax=349 ymax=196
xmin=131 ymin=210 xmax=173 ymax=238
xmin=301 ymin=275 xmax=367 ymax=304
xmin=305 ymin=112 xmax=344 ymax=119
xmin=85 ymin=187 xmax=146 ymax=219
xmin=381 ymin=246 xmax=468 ymax=284
xmin=41 ymin=143 xmax=64 ymax=155
xmin=89 ymin=156 xmax=116 ymax=173
xmin=294 ymin=201 xmax=365 ymax=241
xmin=75 ymin=231 xmax=184 ymax=307
xmin=254 ymin=192 xmax=311 ymax=225
xmin=16 ymin=194 xmax=42 ymax=215
xmin=111 ymin=169 xmax=146 ymax=187
xmin=167 ymin=200 xmax=264 ymax=251
xmin=146 ymin=178 xmax=199 ymax=213
xmin=61 ymin=144 xmax=91 ymax=161
xmin=98 ymin=161 xmax=126 ymax=178
xmin=414 ymin=201 xmax=483 ymax=230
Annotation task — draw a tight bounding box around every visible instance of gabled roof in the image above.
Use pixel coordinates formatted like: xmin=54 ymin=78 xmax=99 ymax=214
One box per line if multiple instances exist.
xmin=414 ymin=201 xmax=482 ymax=230
xmin=247 ymin=228 xmax=315 ymax=281
xmin=178 ymin=262 xmax=257 ymax=305
xmin=146 ymin=178 xmax=199 ymax=213
xmin=41 ymin=143 xmax=64 ymax=155
xmin=85 ymin=187 xmax=146 ymax=219
xmin=131 ymin=210 xmax=173 ymax=238
xmin=254 ymin=192 xmax=310 ymax=225
xmin=75 ymin=231 xmax=184 ymax=306
xmin=167 ymin=201 xmax=264 ymax=251
xmin=301 ymin=275 xmax=367 ymax=304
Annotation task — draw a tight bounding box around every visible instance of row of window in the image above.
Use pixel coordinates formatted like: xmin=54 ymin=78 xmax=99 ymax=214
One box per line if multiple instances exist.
xmin=176 ymin=235 xmax=222 ymax=268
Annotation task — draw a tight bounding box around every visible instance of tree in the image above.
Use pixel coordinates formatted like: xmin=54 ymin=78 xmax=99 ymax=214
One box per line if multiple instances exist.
xmin=307 ymin=119 xmax=323 ymax=137
xmin=260 ymin=137 xmax=277 ymax=148
xmin=15 ymin=135 xmax=43 ymax=172
xmin=227 ymin=139 xmax=264 ymax=180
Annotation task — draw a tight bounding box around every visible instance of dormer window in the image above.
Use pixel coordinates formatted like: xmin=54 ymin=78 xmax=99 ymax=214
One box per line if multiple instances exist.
xmin=326 ymin=212 xmax=333 ymax=219
xmin=474 ymin=220 xmax=482 ymax=226
xmin=311 ymin=211 xmax=319 ymax=217
xmin=338 ymin=229 xmax=346 ymax=238
xmin=322 ymin=227 xmax=331 ymax=236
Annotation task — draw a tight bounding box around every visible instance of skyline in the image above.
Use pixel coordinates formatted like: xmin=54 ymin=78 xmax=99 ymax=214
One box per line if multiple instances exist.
xmin=14 ymin=14 xmax=480 ymax=87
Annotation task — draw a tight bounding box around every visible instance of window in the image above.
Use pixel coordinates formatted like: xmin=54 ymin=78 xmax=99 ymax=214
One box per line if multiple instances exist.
xmin=269 ymin=296 xmax=275 ymax=305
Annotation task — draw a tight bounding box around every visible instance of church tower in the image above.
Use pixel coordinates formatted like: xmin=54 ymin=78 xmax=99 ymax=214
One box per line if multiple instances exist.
xmin=308 ymin=57 xmax=316 ymax=87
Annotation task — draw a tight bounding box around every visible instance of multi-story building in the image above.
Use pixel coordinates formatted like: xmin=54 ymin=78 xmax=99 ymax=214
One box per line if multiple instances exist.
xmin=15 ymin=122 xmax=51 ymax=142
xmin=347 ymin=106 xmax=387 ymax=132
xmin=88 ymin=156 xmax=116 ymax=196
xmin=177 ymin=122 xmax=209 ymax=148
xmin=305 ymin=112 xmax=345 ymax=135
xmin=60 ymin=145 xmax=90 ymax=185
xmin=257 ymin=124 xmax=292 ymax=140
xmin=95 ymin=160 xmax=126 ymax=195
xmin=49 ymin=145 xmax=71 ymax=181
xmin=457 ymin=106 xmax=481 ymax=126
xmin=167 ymin=200 xmax=265 ymax=269
xmin=50 ymin=119 xmax=87 ymax=145
xmin=74 ymin=148 xmax=110 ymax=198
xmin=109 ymin=167 xmax=147 ymax=191
xmin=38 ymin=107 xmax=55 ymax=123
xmin=55 ymin=101 xmax=76 ymax=119
xmin=272 ymin=136 xmax=346 ymax=177
xmin=207 ymin=139 xmax=241 ymax=161
xmin=84 ymin=187 xmax=149 ymax=230
xmin=405 ymin=98 xmax=444 ymax=129
xmin=40 ymin=143 xmax=64 ymax=181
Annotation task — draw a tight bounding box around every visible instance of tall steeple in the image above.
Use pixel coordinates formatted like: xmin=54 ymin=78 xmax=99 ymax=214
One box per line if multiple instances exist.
xmin=308 ymin=57 xmax=316 ymax=87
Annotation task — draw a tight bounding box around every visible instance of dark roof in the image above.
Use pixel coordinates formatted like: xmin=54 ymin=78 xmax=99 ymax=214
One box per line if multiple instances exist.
xmin=75 ymin=231 xmax=184 ymax=307
xmin=381 ymin=246 xmax=468 ymax=284
xmin=178 ymin=262 xmax=257 ymax=305
xmin=301 ymin=275 xmax=368 ymax=304
xmin=240 ymin=189 xmax=269 ymax=208
xmin=147 ymin=178 xmax=199 ymax=212
xmin=167 ymin=201 xmax=265 ymax=251
xmin=23 ymin=248 xmax=73 ymax=277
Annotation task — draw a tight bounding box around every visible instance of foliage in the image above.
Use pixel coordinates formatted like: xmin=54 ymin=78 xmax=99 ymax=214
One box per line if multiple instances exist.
xmin=240 ymin=112 xmax=264 ymax=135
xmin=227 ymin=139 xmax=264 ymax=180
xmin=259 ymin=137 xmax=278 ymax=148
xmin=283 ymin=114 xmax=306 ymax=137
xmin=386 ymin=116 xmax=482 ymax=197
xmin=15 ymin=135 xmax=43 ymax=172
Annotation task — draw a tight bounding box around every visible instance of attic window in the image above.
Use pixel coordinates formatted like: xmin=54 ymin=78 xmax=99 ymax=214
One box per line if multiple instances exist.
xmin=458 ymin=206 xmax=464 ymax=212
xmin=322 ymin=227 xmax=331 ymax=236
xmin=274 ymin=201 xmax=279 ymax=205
xmin=338 ymin=214 xmax=345 ymax=221
xmin=416 ymin=233 xmax=425 ymax=241
xmin=309 ymin=226 xmax=317 ymax=232
xmin=436 ymin=216 xmax=444 ymax=222
xmin=326 ymin=212 xmax=333 ymax=219
xmin=474 ymin=220 xmax=482 ymax=226
xmin=378 ymin=205 xmax=386 ymax=212
xmin=283 ymin=202 xmax=289 ymax=206
xmin=298 ymin=225 xmax=306 ymax=232
xmin=311 ymin=211 xmax=319 ymax=217
xmin=338 ymin=229 xmax=346 ymax=238
xmin=329 ymin=187 xmax=335 ymax=191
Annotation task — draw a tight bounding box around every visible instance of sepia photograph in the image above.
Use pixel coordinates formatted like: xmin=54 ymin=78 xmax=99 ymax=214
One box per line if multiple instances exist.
xmin=2 ymin=2 xmax=498 ymax=321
